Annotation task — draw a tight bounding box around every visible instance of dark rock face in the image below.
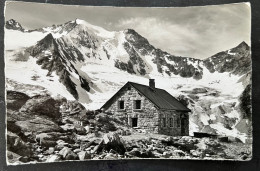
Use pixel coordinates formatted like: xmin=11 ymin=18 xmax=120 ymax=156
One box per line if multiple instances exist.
xmin=6 ymin=92 xmax=64 ymax=135
xmin=124 ymin=29 xmax=154 ymax=56
xmin=115 ymin=60 xmax=135 ymax=74
xmin=28 ymin=33 xmax=56 ymax=56
xmin=7 ymin=91 xmax=30 ymax=111
xmin=15 ymin=116 xmax=63 ymax=133
xmin=7 ymin=151 xmax=22 ymax=164
xmin=123 ymin=42 xmax=147 ymax=75
xmin=7 ymin=131 xmax=33 ymax=157
xmin=123 ymin=29 xmax=204 ymax=79
xmin=6 ymin=19 xmax=25 ymax=32
xmin=203 ymin=42 xmax=251 ymax=75
xmin=25 ymin=25 xmax=98 ymax=100
xmin=239 ymin=83 xmax=252 ymax=120
xmin=123 ymin=28 xmax=250 ymax=79
xmin=26 ymin=34 xmax=90 ymax=100
xmin=20 ymin=95 xmax=61 ymax=120
xmin=79 ymin=76 xmax=90 ymax=91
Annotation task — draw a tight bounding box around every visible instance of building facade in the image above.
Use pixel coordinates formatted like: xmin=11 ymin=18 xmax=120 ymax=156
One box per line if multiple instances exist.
xmin=101 ymin=79 xmax=190 ymax=136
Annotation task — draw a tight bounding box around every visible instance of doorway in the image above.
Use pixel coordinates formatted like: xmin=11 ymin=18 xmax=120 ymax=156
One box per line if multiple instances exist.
xmin=132 ymin=118 xmax=138 ymax=127
xmin=181 ymin=118 xmax=185 ymax=135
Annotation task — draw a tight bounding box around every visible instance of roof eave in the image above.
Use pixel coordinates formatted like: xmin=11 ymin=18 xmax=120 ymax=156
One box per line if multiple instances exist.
xmin=159 ymin=108 xmax=191 ymax=112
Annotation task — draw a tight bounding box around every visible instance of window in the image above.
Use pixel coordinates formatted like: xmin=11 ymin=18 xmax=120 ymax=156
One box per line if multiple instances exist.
xmin=128 ymin=86 xmax=131 ymax=90
xmin=162 ymin=118 xmax=166 ymax=127
xmin=170 ymin=118 xmax=173 ymax=127
xmin=132 ymin=118 xmax=138 ymax=127
xmin=134 ymin=100 xmax=141 ymax=109
xmin=177 ymin=117 xmax=181 ymax=128
xmin=118 ymin=100 xmax=124 ymax=109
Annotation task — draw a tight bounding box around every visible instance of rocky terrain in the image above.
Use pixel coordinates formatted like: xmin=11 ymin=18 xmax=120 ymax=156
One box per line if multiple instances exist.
xmin=6 ymin=82 xmax=251 ymax=164
xmin=5 ymin=19 xmax=252 ymax=164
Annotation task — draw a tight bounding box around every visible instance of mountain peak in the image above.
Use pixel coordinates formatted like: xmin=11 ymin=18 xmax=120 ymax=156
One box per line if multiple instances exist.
xmin=5 ymin=19 xmax=25 ymax=32
xmin=68 ymin=18 xmax=115 ymax=39
xmin=237 ymin=41 xmax=249 ymax=49
xmin=230 ymin=41 xmax=250 ymax=53
xmin=74 ymin=18 xmax=87 ymax=25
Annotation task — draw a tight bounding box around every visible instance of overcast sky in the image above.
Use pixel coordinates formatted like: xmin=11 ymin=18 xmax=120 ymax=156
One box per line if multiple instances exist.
xmin=5 ymin=1 xmax=251 ymax=59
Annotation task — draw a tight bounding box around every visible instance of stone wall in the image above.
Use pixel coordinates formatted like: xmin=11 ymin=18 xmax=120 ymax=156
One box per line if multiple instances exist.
xmin=158 ymin=110 xmax=189 ymax=136
xmin=105 ymin=85 xmax=159 ymax=133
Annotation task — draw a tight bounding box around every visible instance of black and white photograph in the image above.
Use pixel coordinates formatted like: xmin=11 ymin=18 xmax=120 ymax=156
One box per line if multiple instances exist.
xmin=4 ymin=1 xmax=252 ymax=164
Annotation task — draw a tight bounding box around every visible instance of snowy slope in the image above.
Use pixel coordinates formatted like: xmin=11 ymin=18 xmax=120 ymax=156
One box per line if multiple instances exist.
xmin=4 ymin=29 xmax=48 ymax=50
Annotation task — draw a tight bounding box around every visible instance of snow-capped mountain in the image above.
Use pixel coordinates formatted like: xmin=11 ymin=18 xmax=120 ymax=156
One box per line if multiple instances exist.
xmin=5 ymin=19 xmax=252 ymax=141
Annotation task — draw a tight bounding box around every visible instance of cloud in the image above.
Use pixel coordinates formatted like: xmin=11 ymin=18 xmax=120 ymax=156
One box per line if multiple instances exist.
xmin=116 ymin=17 xmax=201 ymax=57
xmin=115 ymin=4 xmax=250 ymax=59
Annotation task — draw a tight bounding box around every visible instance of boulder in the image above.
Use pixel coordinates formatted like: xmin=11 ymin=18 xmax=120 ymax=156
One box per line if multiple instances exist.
xmin=46 ymin=147 xmax=55 ymax=154
xmin=35 ymin=133 xmax=58 ymax=147
xmin=127 ymin=148 xmax=141 ymax=156
xmin=160 ymin=136 xmax=174 ymax=145
xmin=139 ymin=149 xmax=155 ymax=158
xmin=195 ymin=138 xmax=222 ymax=156
xmin=7 ymin=120 xmax=22 ymax=135
xmin=192 ymin=88 xmax=208 ymax=94
xmin=40 ymin=139 xmax=57 ymax=148
xmin=109 ymin=149 xmax=117 ymax=154
xmin=55 ymin=140 xmax=69 ymax=151
xmin=15 ymin=116 xmax=63 ymax=133
xmin=73 ymin=148 xmax=82 ymax=153
xmin=19 ymin=156 xmax=30 ymax=163
xmin=78 ymin=151 xmax=91 ymax=160
xmin=7 ymin=131 xmax=33 ymax=157
xmin=103 ymin=153 xmax=117 ymax=159
xmin=6 ymin=91 xmax=30 ymax=111
xmin=60 ymin=124 xmax=75 ymax=132
xmin=45 ymin=154 xmax=62 ymax=162
xmin=172 ymin=149 xmax=186 ymax=157
xmin=173 ymin=136 xmax=198 ymax=151
xmin=20 ymin=95 xmax=61 ymax=121
xmin=7 ymin=151 xmax=22 ymax=164
xmin=103 ymin=132 xmax=126 ymax=154
xmin=91 ymin=141 xmax=103 ymax=154
xmin=84 ymin=125 xmax=90 ymax=133
xmin=190 ymin=149 xmax=203 ymax=158
xmin=162 ymin=151 xmax=172 ymax=158
xmin=74 ymin=125 xmax=86 ymax=135
xmin=59 ymin=147 xmax=78 ymax=160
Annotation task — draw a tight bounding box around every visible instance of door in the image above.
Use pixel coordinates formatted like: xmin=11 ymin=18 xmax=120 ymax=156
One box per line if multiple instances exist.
xmin=181 ymin=118 xmax=185 ymax=135
xmin=132 ymin=118 xmax=138 ymax=127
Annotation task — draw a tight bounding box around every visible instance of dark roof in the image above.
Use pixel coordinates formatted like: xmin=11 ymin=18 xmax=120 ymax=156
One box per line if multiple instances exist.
xmin=101 ymin=81 xmax=191 ymax=112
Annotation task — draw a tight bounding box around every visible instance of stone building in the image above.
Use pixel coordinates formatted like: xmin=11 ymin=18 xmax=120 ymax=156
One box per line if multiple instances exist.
xmin=101 ymin=79 xmax=191 ymax=136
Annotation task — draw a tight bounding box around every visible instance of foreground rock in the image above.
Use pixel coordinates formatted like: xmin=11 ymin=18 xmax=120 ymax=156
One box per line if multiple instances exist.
xmin=59 ymin=147 xmax=78 ymax=160
xmin=7 ymin=131 xmax=33 ymax=157
xmin=7 ymin=151 xmax=22 ymax=164
xmin=6 ymin=91 xmax=30 ymax=111
xmin=78 ymin=151 xmax=91 ymax=160
xmin=15 ymin=116 xmax=63 ymax=134
xmin=20 ymin=95 xmax=61 ymax=121
xmin=45 ymin=154 xmax=62 ymax=162
xmin=102 ymin=132 xmax=126 ymax=154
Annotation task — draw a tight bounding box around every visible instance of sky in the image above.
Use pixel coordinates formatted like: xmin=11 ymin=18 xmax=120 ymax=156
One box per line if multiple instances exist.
xmin=4 ymin=1 xmax=251 ymax=59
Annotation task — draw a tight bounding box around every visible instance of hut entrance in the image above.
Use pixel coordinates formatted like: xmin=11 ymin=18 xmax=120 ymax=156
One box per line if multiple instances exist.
xmin=132 ymin=118 xmax=138 ymax=127
xmin=181 ymin=118 xmax=185 ymax=135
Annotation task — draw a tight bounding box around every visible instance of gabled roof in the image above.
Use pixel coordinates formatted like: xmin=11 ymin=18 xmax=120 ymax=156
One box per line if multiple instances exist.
xmin=101 ymin=81 xmax=191 ymax=112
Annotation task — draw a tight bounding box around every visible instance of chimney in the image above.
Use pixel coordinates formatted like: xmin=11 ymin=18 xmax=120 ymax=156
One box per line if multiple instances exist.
xmin=149 ymin=79 xmax=155 ymax=89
